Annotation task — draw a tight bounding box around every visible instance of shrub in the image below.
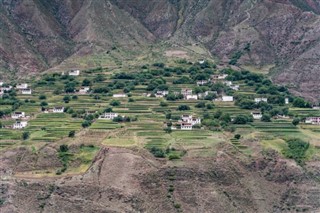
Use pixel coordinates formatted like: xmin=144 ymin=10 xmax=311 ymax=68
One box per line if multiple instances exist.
xmin=160 ymin=101 xmax=168 ymax=107
xmin=261 ymin=114 xmax=271 ymax=122
xmin=22 ymin=132 xmax=30 ymax=140
xmin=168 ymin=154 xmax=181 ymax=160
xmin=110 ymin=100 xmax=120 ymax=106
xmin=177 ymin=105 xmax=190 ymax=111
xmin=234 ymin=134 xmax=241 ymax=139
xmin=39 ymin=95 xmax=46 ymax=100
xmin=149 ymin=147 xmax=165 ymax=158
xmin=292 ymin=118 xmax=300 ymax=126
xmin=68 ymin=130 xmax=75 ymax=138
xmin=283 ymin=138 xmax=309 ymax=165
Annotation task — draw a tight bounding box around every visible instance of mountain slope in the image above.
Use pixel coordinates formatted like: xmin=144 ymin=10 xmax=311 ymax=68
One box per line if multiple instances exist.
xmin=0 ymin=0 xmax=320 ymax=100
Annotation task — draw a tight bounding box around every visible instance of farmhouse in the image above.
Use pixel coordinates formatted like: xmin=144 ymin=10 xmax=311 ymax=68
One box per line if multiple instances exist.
xmin=21 ymin=89 xmax=32 ymax=95
xmin=13 ymin=121 xmax=28 ymax=129
xmin=16 ymin=83 xmax=28 ymax=89
xmin=186 ymin=95 xmax=198 ymax=100
xmin=230 ymin=85 xmax=240 ymax=91
xmin=181 ymin=88 xmax=192 ymax=96
xmin=198 ymin=91 xmax=217 ymax=99
xmin=99 ymin=112 xmax=119 ymax=120
xmin=113 ymin=93 xmax=127 ymax=98
xmin=155 ymin=90 xmax=169 ymax=98
xmin=197 ymin=80 xmax=209 ymax=86
xmin=12 ymin=112 xmax=25 ymax=119
xmin=69 ymin=70 xmax=80 ymax=76
xmin=312 ymin=105 xmax=320 ymax=110
xmin=79 ymin=87 xmax=90 ymax=94
xmin=211 ymin=74 xmax=228 ymax=81
xmin=255 ymin=98 xmax=268 ymax=103
xmin=0 ymin=82 xmax=3 ymax=86
xmin=222 ymin=96 xmax=234 ymax=102
xmin=223 ymin=81 xmax=233 ymax=86
xmin=305 ymin=117 xmax=320 ymax=125
xmin=285 ymin=98 xmax=289 ymax=105
xmin=181 ymin=115 xmax=201 ymax=125
xmin=1 ymin=86 xmax=12 ymax=91
xmin=53 ymin=107 xmax=65 ymax=113
xmin=251 ymin=111 xmax=262 ymax=120
xmin=181 ymin=123 xmax=193 ymax=130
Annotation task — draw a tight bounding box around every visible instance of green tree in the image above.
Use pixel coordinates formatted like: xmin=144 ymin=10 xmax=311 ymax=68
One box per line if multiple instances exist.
xmin=292 ymin=118 xmax=300 ymax=126
xmin=22 ymin=131 xmax=30 ymax=140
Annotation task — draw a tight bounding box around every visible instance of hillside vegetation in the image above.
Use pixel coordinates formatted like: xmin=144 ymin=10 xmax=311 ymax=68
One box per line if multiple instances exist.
xmin=1 ymin=59 xmax=320 ymax=212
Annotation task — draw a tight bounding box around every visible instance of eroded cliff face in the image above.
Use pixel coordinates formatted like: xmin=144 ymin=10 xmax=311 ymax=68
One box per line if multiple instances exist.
xmin=1 ymin=147 xmax=320 ymax=213
xmin=0 ymin=0 xmax=320 ymax=98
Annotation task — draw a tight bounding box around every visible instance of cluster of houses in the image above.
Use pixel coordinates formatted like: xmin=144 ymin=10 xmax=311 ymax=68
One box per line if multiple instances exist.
xmin=169 ymin=115 xmax=201 ymax=130
xmin=305 ymin=117 xmax=320 ymax=125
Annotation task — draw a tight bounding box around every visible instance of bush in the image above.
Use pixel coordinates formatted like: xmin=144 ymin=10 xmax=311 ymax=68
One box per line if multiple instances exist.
xmin=22 ymin=132 xmax=30 ymax=140
xmin=292 ymin=118 xmax=300 ymax=126
xmin=39 ymin=95 xmax=46 ymax=100
xmin=82 ymin=120 xmax=91 ymax=128
xmin=59 ymin=144 xmax=69 ymax=153
xmin=168 ymin=154 xmax=181 ymax=160
xmin=110 ymin=100 xmax=121 ymax=106
xmin=177 ymin=105 xmax=190 ymax=111
xmin=68 ymin=130 xmax=75 ymax=138
xmin=195 ymin=101 xmax=206 ymax=108
xmin=283 ymin=138 xmax=309 ymax=165
xmin=234 ymin=134 xmax=241 ymax=139
xmin=261 ymin=114 xmax=271 ymax=122
xmin=160 ymin=101 xmax=168 ymax=107
xmin=149 ymin=147 xmax=165 ymax=158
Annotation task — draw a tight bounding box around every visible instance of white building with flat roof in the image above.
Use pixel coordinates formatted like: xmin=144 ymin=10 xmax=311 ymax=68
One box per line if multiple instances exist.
xmin=186 ymin=95 xmax=198 ymax=100
xmin=16 ymin=83 xmax=28 ymax=89
xmin=53 ymin=107 xmax=65 ymax=113
xmin=255 ymin=98 xmax=268 ymax=103
xmin=13 ymin=121 xmax=28 ymax=129
xmin=222 ymin=96 xmax=234 ymax=102
xmin=251 ymin=111 xmax=262 ymax=120
xmin=113 ymin=93 xmax=127 ymax=98
xmin=305 ymin=117 xmax=320 ymax=125
xmin=99 ymin=112 xmax=119 ymax=120
xmin=69 ymin=70 xmax=80 ymax=76
xmin=12 ymin=112 xmax=25 ymax=119
xmin=21 ymin=89 xmax=32 ymax=95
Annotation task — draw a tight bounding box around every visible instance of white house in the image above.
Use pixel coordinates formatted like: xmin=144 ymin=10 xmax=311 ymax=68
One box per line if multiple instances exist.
xmin=312 ymin=105 xmax=320 ymax=110
xmin=186 ymin=95 xmax=198 ymax=100
xmin=222 ymin=96 xmax=234 ymax=102
xmin=1 ymin=86 xmax=12 ymax=91
xmin=16 ymin=83 xmax=28 ymax=89
xmin=285 ymin=98 xmax=289 ymax=105
xmin=155 ymin=90 xmax=169 ymax=98
xmin=181 ymin=89 xmax=192 ymax=96
xmin=69 ymin=70 xmax=80 ymax=76
xmin=251 ymin=111 xmax=262 ymax=120
xmin=0 ymin=82 xmax=3 ymax=86
xmin=113 ymin=93 xmax=127 ymax=98
xmin=197 ymin=80 xmax=209 ymax=86
xmin=230 ymin=85 xmax=240 ymax=91
xmin=99 ymin=112 xmax=119 ymax=120
xmin=211 ymin=74 xmax=228 ymax=81
xmin=79 ymin=87 xmax=90 ymax=94
xmin=305 ymin=117 xmax=320 ymax=125
xmin=181 ymin=123 xmax=193 ymax=130
xmin=255 ymin=98 xmax=268 ymax=103
xmin=53 ymin=107 xmax=65 ymax=113
xmin=13 ymin=121 xmax=28 ymax=129
xmin=12 ymin=112 xmax=25 ymax=119
xmin=21 ymin=89 xmax=32 ymax=95
xmin=223 ymin=81 xmax=233 ymax=86
xmin=181 ymin=115 xmax=201 ymax=126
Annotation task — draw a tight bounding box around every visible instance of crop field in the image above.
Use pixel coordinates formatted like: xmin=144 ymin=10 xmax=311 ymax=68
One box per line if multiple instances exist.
xmin=1 ymin=58 xmax=320 ymax=170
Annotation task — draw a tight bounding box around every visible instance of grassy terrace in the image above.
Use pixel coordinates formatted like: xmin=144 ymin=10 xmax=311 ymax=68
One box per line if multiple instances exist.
xmin=1 ymin=59 xmax=320 ymax=165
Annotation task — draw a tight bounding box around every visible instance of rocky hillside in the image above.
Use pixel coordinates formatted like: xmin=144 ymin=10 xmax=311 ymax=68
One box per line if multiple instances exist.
xmin=0 ymin=0 xmax=320 ymax=99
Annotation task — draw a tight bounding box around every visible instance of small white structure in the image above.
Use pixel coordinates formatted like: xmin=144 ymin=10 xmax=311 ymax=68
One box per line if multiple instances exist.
xmin=312 ymin=105 xmax=320 ymax=110
xmin=181 ymin=89 xmax=192 ymax=96
xmin=254 ymin=98 xmax=268 ymax=103
xmin=223 ymin=81 xmax=233 ymax=86
xmin=222 ymin=96 xmax=234 ymax=102
xmin=198 ymin=59 xmax=205 ymax=64
xmin=230 ymin=85 xmax=240 ymax=91
xmin=12 ymin=112 xmax=25 ymax=119
xmin=285 ymin=98 xmax=289 ymax=105
xmin=181 ymin=123 xmax=193 ymax=130
xmin=197 ymin=80 xmax=209 ymax=86
xmin=21 ymin=89 xmax=32 ymax=95
xmin=86 ymin=110 xmax=98 ymax=115
xmin=69 ymin=70 xmax=80 ymax=76
xmin=79 ymin=87 xmax=90 ymax=94
xmin=13 ymin=121 xmax=28 ymax=129
xmin=1 ymin=86 xmax=12 ymax=91
xmin=16 ymin=83 xmax=28 ymax=90
xmin=198 ymin=91 xmax=217 ymax=99
xmin=211 ymin=74 xmax=228 ymax=81
xmin=305 ymin=117 xmax=320 ymax=125
xmin=99 ymin=112 xmax=119 ymax=120
xmin=251 ymin=111 xmax=262 ymax=120
xmin=53 ymin=107 xmax=65 ymax=113
xmin=0 ymin=82 xmax=3 ymax=86
xmin=181 ymin=115 xmax=201 ymax=125
xmin=186 ymin=95 xmax=198 ymax=100
xmin=113 ymin=93 xmax=127 ymax=98
xmin=155 ymin=90 xmax=169 ymax=98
